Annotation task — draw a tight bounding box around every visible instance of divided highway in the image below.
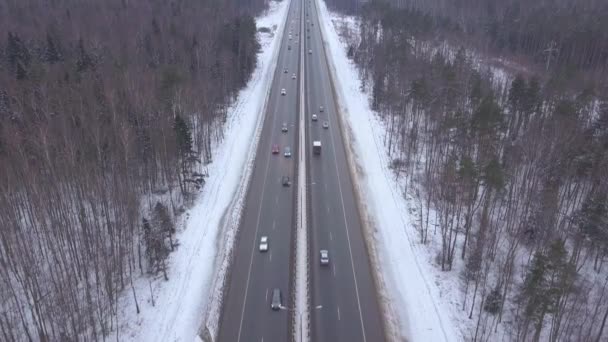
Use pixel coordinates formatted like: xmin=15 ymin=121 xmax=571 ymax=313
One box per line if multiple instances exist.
xmin=218 ymin=0 xmax=385 ymax=340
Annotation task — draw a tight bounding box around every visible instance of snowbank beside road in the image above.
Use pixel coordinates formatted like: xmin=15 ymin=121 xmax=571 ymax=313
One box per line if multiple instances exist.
xmin=316 ymin=0 xmax=463 ymax=341
xmin=110 ymin=1 xmax=290 ymax=341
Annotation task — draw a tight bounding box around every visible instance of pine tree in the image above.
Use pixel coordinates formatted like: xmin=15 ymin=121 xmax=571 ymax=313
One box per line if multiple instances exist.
xmin=76 ymin=38 xmax=93 ymax=72
xmin=173 ymin=115 xmax=193 ymax=158
xmin=45 ymin=32 xmax=62 ymax=63
xmin=484 ymin=286 xmax=502 ymax=314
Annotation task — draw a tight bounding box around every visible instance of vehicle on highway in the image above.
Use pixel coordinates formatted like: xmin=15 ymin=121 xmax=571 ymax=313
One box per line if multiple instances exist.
xmin=271 ymin=288 xmax=282 ymax=310
xmin=308 ymin=49 xmax=312 ymax=54
xmin=282 ymin=123 xmax=288 ymax=132
xmin=282 ymin=176 xmax=291 ymax=187
xmin=319 ymin=105 xmax=324 ymax=112
xmin=312 ymin=114 xmax=318 ymax=121
xmin=313 ymin=141 xmax=321 ymax=155
xmin=323 ymin=121 xmax=329 ymax=129
xmin=272 ymin=144 xmax=280 ymax=154
xmin=284 ymin=68 xmax=288 ymax=73
xmin=281 ymin=88 xmax=286 ymax=95
xmin=320 ymin=250 xmax=329 ymax=265
xmin=292 ymin=73 xmax=296 ymax=79
xmin=259 ymin=236 xmax=268 ymax=252
xmin=288 ymin=45 xmax=291 ymax=50
xmin=284 ymin=146 xmax=292 ymax=157
xmin=308 ymin=35 xmax=310 ymax=39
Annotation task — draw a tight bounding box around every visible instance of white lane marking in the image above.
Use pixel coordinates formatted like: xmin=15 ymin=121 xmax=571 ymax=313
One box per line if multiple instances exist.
xmin=333 ymin=265 xmax=336 ymax=278
xmin=326 ymin=206 xmax=329 ymax=213
xmin=266 ymin=288 xmax=269 ymax=302
xmin=314 ymin=0 xmax=367 ymax=339
xmin=270 ymin=251 xmax=273 ymax=262
xmin=329 ymin=232 xmax=333 ymax=241
xmin=337 ymin=306 xmax=341 ymax=321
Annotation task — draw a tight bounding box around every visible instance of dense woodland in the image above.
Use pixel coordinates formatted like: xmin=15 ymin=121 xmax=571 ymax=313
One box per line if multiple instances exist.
xmin=328 ymin=0 xmax=608 ymax=85
xmin=0 ymin=0 xmax=267 ymax=340
xmin=327 ymin=0 xmax=608 ymax=341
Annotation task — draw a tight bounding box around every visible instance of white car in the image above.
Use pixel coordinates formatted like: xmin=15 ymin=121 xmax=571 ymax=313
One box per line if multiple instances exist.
xmin=259 ymin=236 xmax=269 ymax=252
xmin=281 ymin=88 xmax=286 ymax=95
xmin=292 ymin=73 xmax=296 ymax=79
xmin=320 ymin=250 xmax=329 ymax=265
xmin=322 ymin=121 xmax=329 ymax=129
xmin=308 ymin=49 xmax=312 ymax=54
xmin=284 ymin=147 xmax=292 ymax=157
xmin=312 ymin=114 xmax=318 ymax=121
xmin=319 ymin=105 xmax=324 ymax=112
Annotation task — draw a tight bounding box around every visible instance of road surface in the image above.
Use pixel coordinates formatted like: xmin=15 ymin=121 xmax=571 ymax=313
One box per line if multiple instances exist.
xmin=304 ymin=0 xmax=385 ymax=341
xmin=218 ymin=0 xmax=385 ymax=340
xmin=218 ymin=1 xmax=302 ymax=341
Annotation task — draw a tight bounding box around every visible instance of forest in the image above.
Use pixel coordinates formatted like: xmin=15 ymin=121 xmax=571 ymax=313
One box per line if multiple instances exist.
xmin=329 ymin=0 xmax=608 ymax=85
xmin=327 ymin=0 xmax=608 ymax=340
xmin=0 ymin=0 xmax=265 ymax=340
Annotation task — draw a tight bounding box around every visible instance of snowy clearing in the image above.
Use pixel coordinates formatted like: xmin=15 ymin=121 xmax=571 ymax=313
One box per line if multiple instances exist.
xmin=110 ymin=1 xmax=290 ymax=341
xmin=316 ymin=0 xmax=464 ymax=341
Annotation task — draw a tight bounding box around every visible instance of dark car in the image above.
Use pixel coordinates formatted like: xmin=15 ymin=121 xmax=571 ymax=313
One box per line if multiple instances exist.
xmin=271 ymin=288 xmax=282 ymax=310
xmin=272 ymin=144 xmax=280 ymax=154
xmin=282 ymin=176 xmax=291 ymax=187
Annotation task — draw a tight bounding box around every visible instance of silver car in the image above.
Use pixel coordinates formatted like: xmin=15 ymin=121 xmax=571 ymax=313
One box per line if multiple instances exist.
xmin=320 ymin=250 xmax=329 ymax=265
xmin=322 ymin=121 xmax=329 ymax=129
xmin=259 ymin=236 xmax=269 ymax=252
xmin=284 ymin=147 xmax=292 ymax=157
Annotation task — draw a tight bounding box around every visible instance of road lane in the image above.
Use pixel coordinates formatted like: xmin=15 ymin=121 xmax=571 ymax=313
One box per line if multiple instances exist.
xmin=304 ymin=0 xmax=386 ymax=341
xmin=218 ymin=1 xmax=302 ymax=341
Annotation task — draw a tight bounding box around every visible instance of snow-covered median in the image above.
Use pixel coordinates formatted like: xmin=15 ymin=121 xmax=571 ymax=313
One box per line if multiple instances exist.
xmin=316 ymin=0 xmax=463 ymax=341
xmin=110 ymin=1 xmax=290 ymax=341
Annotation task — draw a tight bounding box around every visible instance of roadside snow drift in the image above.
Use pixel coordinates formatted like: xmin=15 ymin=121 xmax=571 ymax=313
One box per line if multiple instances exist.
xmin=316 ymin=0 xmax=463 ymax=341
xmin=111 ymin=1 xmax=290 ymax=341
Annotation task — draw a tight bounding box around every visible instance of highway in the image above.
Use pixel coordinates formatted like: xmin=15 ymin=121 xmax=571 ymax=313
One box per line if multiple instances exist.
xmin=218 ymin=0 xmax=385 ymax=340
xmin=218 ymin=0 xmax=302 ymax=341
xmin=303 ymin=0 xmax=385 ymax=341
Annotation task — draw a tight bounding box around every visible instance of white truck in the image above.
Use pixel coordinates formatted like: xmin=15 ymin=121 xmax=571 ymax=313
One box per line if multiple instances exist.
xmin=313 ymin=141 xmax=321 ymax=155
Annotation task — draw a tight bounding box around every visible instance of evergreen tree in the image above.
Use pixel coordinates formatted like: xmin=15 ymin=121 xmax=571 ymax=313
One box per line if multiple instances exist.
xmin=484 ymin=286 xmax=502 ymax=314
xmin=45 ymin=32 xmax=62 ymax=63
xmin=153 ymin=201 xmax=175 ymax=251
xmin=76 ymin=38 xmax=93 ymax=72
xmin=173 ymin=114 xmax=193 ymax=158
xmin=520 ymin=239 xmax=577 ymax=340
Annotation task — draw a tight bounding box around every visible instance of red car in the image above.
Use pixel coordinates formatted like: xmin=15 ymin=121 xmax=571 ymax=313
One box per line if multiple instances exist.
xmin=272 ymin=144 xmax=280 ymax=154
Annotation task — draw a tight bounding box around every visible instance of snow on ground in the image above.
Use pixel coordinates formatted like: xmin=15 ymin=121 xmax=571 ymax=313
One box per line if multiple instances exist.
xmin=316 ymin=0 xmax=464 ymax=341
xmin=110 ymin=1 xmax=290 ymax=341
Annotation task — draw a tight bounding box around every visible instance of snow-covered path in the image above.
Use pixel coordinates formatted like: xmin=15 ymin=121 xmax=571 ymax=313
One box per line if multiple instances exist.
xmin=110 ymin=1 xmax=290 ymax=341
xmin=316 ymin=0 xmax=463 ymax=340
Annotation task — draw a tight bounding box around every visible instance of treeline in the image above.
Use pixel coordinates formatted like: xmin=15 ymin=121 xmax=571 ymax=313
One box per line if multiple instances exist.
xmin=345 ymin=2 xmax=608 ymax=341
xmin=329 ymin=0 xmax=608 ymax=82
xmin=0 ymin=0 xmax=265 ymax=340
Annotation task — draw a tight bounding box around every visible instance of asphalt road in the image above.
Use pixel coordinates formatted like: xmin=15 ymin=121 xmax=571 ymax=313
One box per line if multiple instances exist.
xmin=218 ymin=0 xmax=385 ymax=340
xmin=303 ymin=0 xmax=386 ymax=341
xmin=218 ymin=1 xmax=302 ymax=341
